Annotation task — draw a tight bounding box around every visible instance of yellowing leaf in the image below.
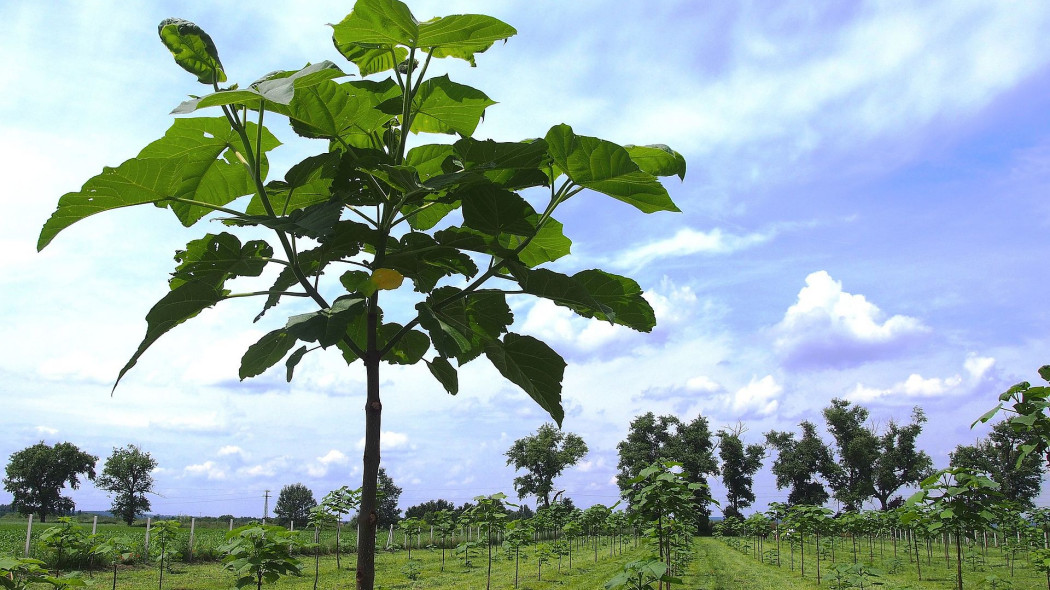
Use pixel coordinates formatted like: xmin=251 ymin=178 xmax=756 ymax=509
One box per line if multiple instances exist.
xmin=371 ymin=268 xmax=404 ymax=290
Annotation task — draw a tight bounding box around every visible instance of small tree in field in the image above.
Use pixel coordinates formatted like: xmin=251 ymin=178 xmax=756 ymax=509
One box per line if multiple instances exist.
xmin=904 ymin=467 xmax=1001 ymax=590
xmin=37 ymin=1 xmax=684 ymax=588
xmin=96 ymin=445 xmax=158 ymax=526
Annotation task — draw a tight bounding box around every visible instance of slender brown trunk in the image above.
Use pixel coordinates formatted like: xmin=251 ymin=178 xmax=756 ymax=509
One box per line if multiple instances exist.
xmin=356 ymin=305 xmax=382 ymax=590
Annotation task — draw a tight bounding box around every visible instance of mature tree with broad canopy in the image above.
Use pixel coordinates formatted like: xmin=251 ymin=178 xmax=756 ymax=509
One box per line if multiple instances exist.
xmin=951 ymin=419 xmax=1044 ymax=509
xmin=765 ymin=420 xmax=834 ymax=507
xmin=3 ymin=442 xmax=97 ymax=522
xmin=36 ymin=1 xmax=684 ymax=587
xmin=505 ymin=423 xmax=587 ymax=509
xmin=616 ymin=412 xmax=717 ymax=530
xmin=871 ymin=407 xmax=933 ymax=510
xmin=822 ymin=398 xmax=880 ymax=511
xmin=274 ymin=483 xmax=316 ymax=527
xmin=96 ymin=444 xmax=158 ymax=525
xmin=716 ymin=425 xmax=764 ymax=520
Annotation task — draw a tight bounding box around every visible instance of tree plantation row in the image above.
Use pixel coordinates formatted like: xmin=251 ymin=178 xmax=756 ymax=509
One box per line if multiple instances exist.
xmin=2 ymin=460 xmax=705 ymax=590
xmin=4 ymin=393 xmax=1043 ymax=531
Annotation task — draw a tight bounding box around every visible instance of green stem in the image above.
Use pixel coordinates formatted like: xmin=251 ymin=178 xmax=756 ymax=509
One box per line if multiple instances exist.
xmin=226 ymin=291 xmax=310 ymax=300
xmin=165 ymin=197 xmax=249 ymax=219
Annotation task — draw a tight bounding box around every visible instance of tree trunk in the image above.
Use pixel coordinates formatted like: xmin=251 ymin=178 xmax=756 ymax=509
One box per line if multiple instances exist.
xmin=355 ymin=316 xmax=383 ymax=590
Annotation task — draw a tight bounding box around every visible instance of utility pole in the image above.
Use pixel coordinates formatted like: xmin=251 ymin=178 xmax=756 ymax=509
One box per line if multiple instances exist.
xmin=263 ymin=489 xmax=271 ymax=524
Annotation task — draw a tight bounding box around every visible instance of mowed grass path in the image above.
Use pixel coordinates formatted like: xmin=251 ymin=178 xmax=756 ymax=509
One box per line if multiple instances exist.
xmin=689 ymin=537 xmax=821 ymax=590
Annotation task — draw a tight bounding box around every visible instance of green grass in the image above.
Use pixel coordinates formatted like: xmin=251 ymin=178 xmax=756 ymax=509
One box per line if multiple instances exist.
xmin=70 ymin=540 xmax=648 ymax=590
xmin=690 ymin=538 xmax=821 ymax=590
xmin=715 ymin=534 xmax=1050 ymax=590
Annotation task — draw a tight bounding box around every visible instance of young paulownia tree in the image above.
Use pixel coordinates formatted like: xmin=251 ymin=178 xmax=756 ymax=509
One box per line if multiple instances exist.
xmin=37 ymin=1 xmax=684 ymax=588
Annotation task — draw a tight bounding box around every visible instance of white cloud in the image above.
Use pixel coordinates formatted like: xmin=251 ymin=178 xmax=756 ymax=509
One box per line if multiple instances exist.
xmin=845 ymin=356 xmax=994 ymax=404
xmin=35 ymin=426 xmax=58 ymax=436
xmin=149 ymin=413 xmax=226 ymax=434
xmin=627 ymin=2 xmax=1050 ymax=185
xmin=774 ymin=271 xmax=929 ymax=368
xmin=727 ymin=375 xmax=782 ymax=417
xmin=964 ymin=355 xmax=996 ymax=380
xmin=217 ymin=445 xmax=248 ymax=459
xmin=520 ymin=278 xmax=702 ymax=356
xmin=575 ymin=457 xmax=605 ymax=473
xmin=685 ymin=376 xmax=722 ymax=393
xmin=848 ymin=374 xmax=964 ymax=404
xmin=237 ymin=457 xmax=289 ymax=479
xmin=307 ymin=449 xmax=350 ymax=478
xmin=615 ymin=227 xmax=774 ymax=270
xmin=184 ymin=461 xmax=227 ymax=480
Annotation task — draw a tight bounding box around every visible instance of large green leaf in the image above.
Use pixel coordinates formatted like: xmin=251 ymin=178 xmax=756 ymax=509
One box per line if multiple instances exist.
xmin=239 ymin=329 xmax=297 ymax=379
xmin=484 ymin=334 xmax=565 ymax=426
xmin=417 ymin=288 xmax=512 ymax=364
xmin=499 ymin=218 xmax=571 ymax=267
xmin=285 ymin=296 xmax=366 ymax=348
xmin=506 ymin=266 xmax=613 ymax=320
xmin=383 ymin=232 xmax=479 ymax=292
xmin=333 ymin=44 xmax=409 ymax=77
xmin=411 ymin=76 xmax=495 ymax=136
xmin=453 ymin=137 xmax=548 ymax=171
xmin=461 ymin=183 xmax=537 ymax=237
xmin=573 ymin=270 xmax=656 ymax=332
xmin=406 ymin=144 xmax=455 ymax=179
xmin=425 ymin=357 xmax=458 ymax=395
xmin=545 ymin=124 xmax=680 ymax=213
xmin=229 ymin=200 xmax=344 ymax=240
xmin=625 ymin=144 xmax=687 ymax=181
xmin=248 ymin=152 xmax=341 ymax=216
xmin=115 ymin=280 xmax=226 ymax=388
xmin=171 ymin=62 xmax=346 ymax=114
xmin=38 ymin=157 xmax=186 ymax=251
xmin=379 ymin=323 xmax=430 ymax=365
xmin=330 ymin=0 xmax=515 ymax=71
xmin=157 ymin=18 xmax=226 ymax=84
xmin=417 ymin=15 xmax=517 ymax=65
xmin=286 ymin=79 xmax=394 ymax=140
xmin=138 ymin=118 xmax=280 ymax=226
xmin=330 ymin=0 xmax=419 ymax=50
xmin=171 ymin=232 xmax=273 ymax=289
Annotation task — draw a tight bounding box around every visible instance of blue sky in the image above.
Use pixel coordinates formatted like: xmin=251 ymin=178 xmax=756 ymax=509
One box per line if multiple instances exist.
xmin=2 ymin=0 xmax=1049 ymax=519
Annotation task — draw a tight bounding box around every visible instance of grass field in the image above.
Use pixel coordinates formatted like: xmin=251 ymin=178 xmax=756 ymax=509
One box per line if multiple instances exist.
xmin=9 ymin=517 xmax=1050 ymax=589
xmin=711 ymin=534 xmax=1050 ymax=590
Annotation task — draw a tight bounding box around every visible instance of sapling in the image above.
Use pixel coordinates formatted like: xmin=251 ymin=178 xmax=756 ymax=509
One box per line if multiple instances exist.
xmin=148 ymin=520 xmax=181 ymax=590
xmin=37 ymin=2 xmax=684 ymax=589
xmin=431 ymin=510 xmax=456 ymax=572
xmin=320 ymin=486 xmax=360 ymax=570
xmin=305 ymin=506 xmax=335 ymax=590
xmin=91 ymin=536 xmax=134 ymax=590
xmin=502 ymin=519 xmax=533 ymax=589
xmin=219 ymin=525 xmax=303 ymax=590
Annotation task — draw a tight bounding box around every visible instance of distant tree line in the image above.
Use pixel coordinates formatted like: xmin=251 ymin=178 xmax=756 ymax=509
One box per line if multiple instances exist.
xmin=5 ymin=395 xmax=1041 ymax=529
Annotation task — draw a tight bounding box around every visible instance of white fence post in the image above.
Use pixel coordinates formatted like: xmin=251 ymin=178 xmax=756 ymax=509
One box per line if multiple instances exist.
xmin=145 ymin=518 xmax=152 ymax=556
xmin=229 ymin=518 xmax=234 ymax=531
xmin=189 ymin=518 xmax=196 ymax=560
xmin=24 ymin=515 xmax=33 ymax=557
xmin=92 ymin=515 xmax=98 ymax=535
